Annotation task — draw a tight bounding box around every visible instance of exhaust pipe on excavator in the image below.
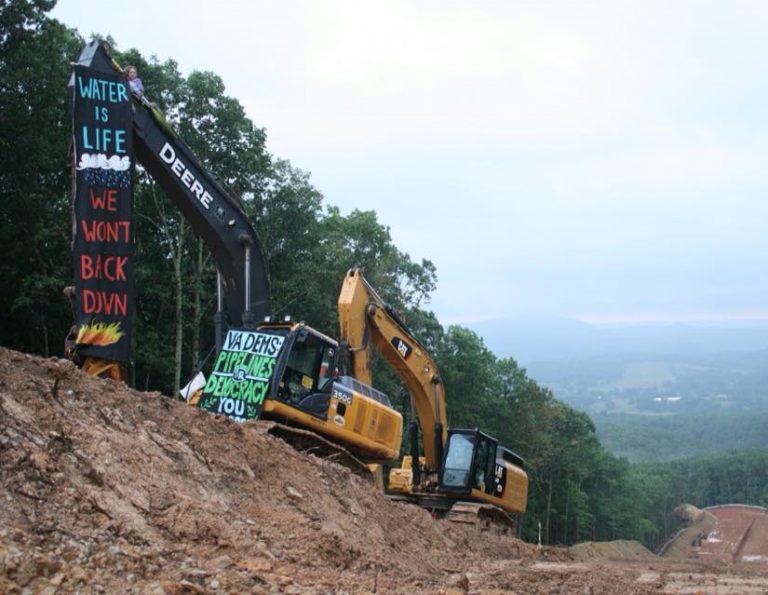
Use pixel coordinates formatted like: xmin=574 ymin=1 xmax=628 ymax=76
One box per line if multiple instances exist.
xmin=240 ymin=234 xmax=254 ymax=329
xmin=214 ymin=271 xmax=225 ymax=353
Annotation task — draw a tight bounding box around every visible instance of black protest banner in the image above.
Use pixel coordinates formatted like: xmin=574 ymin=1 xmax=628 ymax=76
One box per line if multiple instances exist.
xmin=72 ymin=65 xmax=134 ymax=362
xmin=198 ymin=329 xmax=286 ymax=422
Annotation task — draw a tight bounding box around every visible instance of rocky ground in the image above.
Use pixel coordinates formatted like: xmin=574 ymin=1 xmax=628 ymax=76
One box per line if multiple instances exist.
xmin=1 ymin=347 xmax=767 ymax=594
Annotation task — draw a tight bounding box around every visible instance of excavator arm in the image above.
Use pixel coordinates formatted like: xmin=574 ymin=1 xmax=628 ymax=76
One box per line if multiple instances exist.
xmin=337 ymin=268 xmax=447 ymax=469
xmin=70 ymin=41 xmax=270 ymax=327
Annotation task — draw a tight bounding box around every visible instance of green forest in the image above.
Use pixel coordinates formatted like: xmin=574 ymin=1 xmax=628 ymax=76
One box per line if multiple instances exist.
xmin=593 ymin=411 xmax=768 ymax=462
xmin=3 ymin=0 xmax=768 ymax=551
xmin=528 ymin=351 xmax=768 ymax=415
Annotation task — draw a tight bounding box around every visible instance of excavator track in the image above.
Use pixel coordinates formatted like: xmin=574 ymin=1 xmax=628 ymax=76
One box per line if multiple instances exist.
xmin=386 ymin=495 xmax=519 ymax=536
xmin=254 ymin=420 xmax=373 ymax=479
xmin=446 ymin=502 xmax=519 ymax=536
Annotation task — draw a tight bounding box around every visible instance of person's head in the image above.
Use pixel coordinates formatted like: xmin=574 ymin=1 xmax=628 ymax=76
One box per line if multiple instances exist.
xmin=125 ymin=66 xmax=137 ymax=80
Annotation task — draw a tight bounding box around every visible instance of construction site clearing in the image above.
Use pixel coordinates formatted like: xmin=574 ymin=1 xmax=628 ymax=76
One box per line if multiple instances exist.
xmin=1 ymin=347 xmax=767 ymax=594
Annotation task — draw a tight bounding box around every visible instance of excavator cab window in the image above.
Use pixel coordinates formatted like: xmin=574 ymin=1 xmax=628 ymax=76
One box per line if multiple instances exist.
xmin=276 ymin=329 xmax=337 ymax=417
xmin=279 ymin=333 xmax=322 ymax=404
xmin=440 ymin=432 xmax=475 ymax=489
xmin=440 ymin=430 xmax=499 ymax=494
xmin=317 ymin=345 xmax=335 ymax=391
xmin=472 ymin=436 xmax=497 ymax=494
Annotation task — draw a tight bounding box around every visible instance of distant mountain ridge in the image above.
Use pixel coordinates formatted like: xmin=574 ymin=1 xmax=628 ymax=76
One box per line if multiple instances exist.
xmin=467 ymin=317 xmax=768 ymax=462
xmin=467 ymin=316 xmax=768 ymax=364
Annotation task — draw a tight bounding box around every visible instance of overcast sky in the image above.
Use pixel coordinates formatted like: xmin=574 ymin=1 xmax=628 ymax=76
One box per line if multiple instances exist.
xmin=53 ymin=0 xmax=768 ymax=325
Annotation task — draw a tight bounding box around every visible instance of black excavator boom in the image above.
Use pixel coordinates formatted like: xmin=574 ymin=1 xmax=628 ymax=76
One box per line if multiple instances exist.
xmin=70 ymin=40 xmax=270 ymax=327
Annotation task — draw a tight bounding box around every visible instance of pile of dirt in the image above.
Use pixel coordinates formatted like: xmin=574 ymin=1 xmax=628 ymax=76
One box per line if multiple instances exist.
xmin=672 ymin=504 xmax=705 ymax=525
xmin=660 ymin=505 xmax=719 ymax=560
xmin=0 ymin=347 xmax=569 ymax=594
xmin=661 ymin=504 xmax=768 ymax=565
xmin=3 ymin=347 xmax=768 ymax=594
xmin=569 ymin=540 xmax=655 ymax=562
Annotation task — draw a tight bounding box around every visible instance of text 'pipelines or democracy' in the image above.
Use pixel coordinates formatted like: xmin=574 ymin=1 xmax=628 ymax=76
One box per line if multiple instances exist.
xmin=199 ymin=331 xmax=286 ymax=417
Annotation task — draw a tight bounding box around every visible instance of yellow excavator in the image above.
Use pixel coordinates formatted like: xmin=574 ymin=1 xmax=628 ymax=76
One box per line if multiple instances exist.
xmin=337 ymin=269 xmax=528 ymax=526
xmin=205 ymin=270 xmax=527 ymax=524
xmin=209 ymin=269 xmax=528 ymax=525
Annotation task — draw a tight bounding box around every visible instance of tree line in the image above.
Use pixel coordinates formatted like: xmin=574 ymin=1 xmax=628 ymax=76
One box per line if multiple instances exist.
xmin=3 ymin=0 xmax=767 ymax=550
xmin=594 ymin=411 xmax=768 ymax=463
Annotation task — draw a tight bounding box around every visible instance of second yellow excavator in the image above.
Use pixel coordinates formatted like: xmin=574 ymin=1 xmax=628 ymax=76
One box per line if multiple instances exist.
xmin=337 ymin=269 xmax=528 ymax=525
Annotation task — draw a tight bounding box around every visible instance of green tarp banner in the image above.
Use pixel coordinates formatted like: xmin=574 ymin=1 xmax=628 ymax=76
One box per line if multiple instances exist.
xmin=198 ymin=329 xmax=286 ymax=422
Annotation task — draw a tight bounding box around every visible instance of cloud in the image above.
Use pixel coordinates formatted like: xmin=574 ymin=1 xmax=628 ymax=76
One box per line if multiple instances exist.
xmin=76 ymin=153 xmax=131 ymax=172
xmin=53 ymin=0 xmax=768 ymax=323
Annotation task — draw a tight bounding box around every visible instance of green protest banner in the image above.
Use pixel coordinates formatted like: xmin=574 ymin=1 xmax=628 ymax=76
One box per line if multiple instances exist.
xmin=198 ymin=329 xmax=285 ymax=422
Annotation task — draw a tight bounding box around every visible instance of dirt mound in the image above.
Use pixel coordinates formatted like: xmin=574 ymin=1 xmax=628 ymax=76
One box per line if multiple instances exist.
xmin=694 ymin=506 xmax=768 ymax=565
xmin=569 ymin=540 xmax=655 ymax=562
xmin=716 ymin=506 xmax=768 ymax=564
xmin=4 ymin=347 xmax=767 ymax=594
xmin=660 ymin=503 xmax=768 ymax=567
xmin=0 ymin=347 xmax=568 ymax=594
xmin=660 ymin=505 xmax=718 ymax=559
xmin=673 ymin=504 xmax=704 ymax=524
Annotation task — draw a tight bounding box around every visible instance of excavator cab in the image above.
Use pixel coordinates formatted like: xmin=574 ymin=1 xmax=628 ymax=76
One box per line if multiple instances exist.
xmin=256 ymin=322 xmax=404 ymax=464
xmin=271 ymin=324 xmax=336 ymax=414
xmin=438 ymin=428 xmax=529 ymax=513
xmin=440 ymin=429 xmax=498 ymax=494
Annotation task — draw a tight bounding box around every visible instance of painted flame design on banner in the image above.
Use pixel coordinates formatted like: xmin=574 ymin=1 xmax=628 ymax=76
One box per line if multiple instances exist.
xmin=76 ymin=321 xmax=124 ymax=346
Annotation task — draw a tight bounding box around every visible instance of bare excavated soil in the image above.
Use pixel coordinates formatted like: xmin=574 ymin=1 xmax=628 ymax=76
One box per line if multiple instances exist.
xmin=2 ymin=347 xmax=768 ymax=594
xmin=662 ymin=504 xmax=768 ymax=566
